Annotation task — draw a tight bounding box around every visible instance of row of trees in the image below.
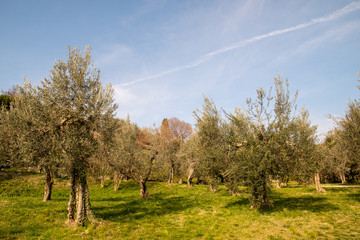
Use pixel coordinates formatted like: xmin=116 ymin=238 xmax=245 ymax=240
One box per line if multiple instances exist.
xmin=0 ymin=46 xmax=359 ymax=225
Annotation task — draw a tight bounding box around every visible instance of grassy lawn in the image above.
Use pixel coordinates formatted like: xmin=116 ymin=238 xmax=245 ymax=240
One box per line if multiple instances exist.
xmin=0 ymin=170 xmax=359 ymax=239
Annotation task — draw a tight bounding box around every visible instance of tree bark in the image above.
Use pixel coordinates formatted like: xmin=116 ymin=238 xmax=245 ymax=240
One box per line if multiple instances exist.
xmin=113 ymin=172 xmax=121 ymax=192
xmin=75 ymin=178 xmax=86 ymax=226
xmin=67 ymin=173 xmax=76 ymax=224
xmin=100 ymin=175 xmax=105 ymax=188
xmin=314 ymin=172 xmax=326 ymax=193
xmin=283 ymin=177 xmax=289 ymax=187
xmin=168 ymin=166 xmax=174 ymax=183
xmin=187 ymin=167 xmax=194 ymax=188
xmin=139 ymin=181 xmax=151 ymax=198
xmin=340 ymin=173 xmax=347 ymax=184
xmin=43 ymin=166 xmax=54 ymax=202
xmin=275 ymin=175 xmax=281 ymax=189
xmin=84 ymin=180 xmax=96 ymax=223
xmin=178 ymin=178 xmax=183 ymax=184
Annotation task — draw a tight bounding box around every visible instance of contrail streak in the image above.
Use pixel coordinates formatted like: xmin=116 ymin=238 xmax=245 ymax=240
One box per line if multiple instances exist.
xmin=121 ymin=1 xmax=360 ymax=87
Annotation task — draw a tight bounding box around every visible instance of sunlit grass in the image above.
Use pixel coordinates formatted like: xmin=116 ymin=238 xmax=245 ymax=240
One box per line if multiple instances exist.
xmin=0 ymin=170 xmax=359 ymax=239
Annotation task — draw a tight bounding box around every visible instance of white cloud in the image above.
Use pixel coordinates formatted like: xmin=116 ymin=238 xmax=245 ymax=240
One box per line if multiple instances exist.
xmin=113 ymin=84 xmax=138 ymax=105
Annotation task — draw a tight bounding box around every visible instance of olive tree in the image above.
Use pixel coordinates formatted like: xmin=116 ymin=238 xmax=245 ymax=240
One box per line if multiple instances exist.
xmin=112 ymin=117 xmax=158 ymax=198
xmin=38 ymin=46 xmax=117 ymax=225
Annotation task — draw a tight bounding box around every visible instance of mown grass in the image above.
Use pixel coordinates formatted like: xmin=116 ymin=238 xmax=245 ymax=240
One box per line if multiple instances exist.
xmin=0 ymin=170 xmax=359 ymax=239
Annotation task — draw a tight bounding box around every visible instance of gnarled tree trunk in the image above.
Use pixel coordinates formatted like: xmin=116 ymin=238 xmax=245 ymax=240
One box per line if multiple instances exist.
xmin=139 ymin=181 xmax=151 ymax=198
xmin=314 ymin=172 xmax=326 ymax=193
xmin=67 ymin=173 xmax=77 ymax=224
xmin=43 ymin=166 xmax=54 ymax=202
xmin=67 ymin=170 xmax=96 ymax=226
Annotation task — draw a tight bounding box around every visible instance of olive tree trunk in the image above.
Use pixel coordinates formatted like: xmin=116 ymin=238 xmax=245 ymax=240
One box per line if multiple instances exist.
xmin=187 ymin=167 xmax=194 ymax=188
xmin=113 ymin=172 xmax=122 ymax=192
xmin=340 ymin=173 xmax=347 ymax=184
xmin=314 ymin=172 xmax=326 ymax=193
xmin=67 ymin=170 xmax=96 ymax=226
xmin=139 ymin=181 xmax=151 ymax=199
xmin=43 ymin=166 xmax=54 ymax=202
xmin=168 ymin=166 xmax=175 ymax=183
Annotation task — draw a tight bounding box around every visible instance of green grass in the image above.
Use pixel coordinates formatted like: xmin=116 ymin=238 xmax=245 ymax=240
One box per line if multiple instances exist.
xmin=1 ymin=171 xmax=359 ymax=239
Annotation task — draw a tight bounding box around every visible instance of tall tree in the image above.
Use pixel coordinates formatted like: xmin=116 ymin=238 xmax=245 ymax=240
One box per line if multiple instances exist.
xmin=38 ymin=46 xmax=117 ymax=225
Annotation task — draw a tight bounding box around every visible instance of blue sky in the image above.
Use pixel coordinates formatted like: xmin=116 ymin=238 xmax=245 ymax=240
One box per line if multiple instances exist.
xmin=1 ymin=0 xmax=359 ymax=136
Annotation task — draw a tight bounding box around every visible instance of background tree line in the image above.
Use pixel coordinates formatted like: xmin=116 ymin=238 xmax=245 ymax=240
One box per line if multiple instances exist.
xmin=0 ymin=46 xmax=359 ymax=225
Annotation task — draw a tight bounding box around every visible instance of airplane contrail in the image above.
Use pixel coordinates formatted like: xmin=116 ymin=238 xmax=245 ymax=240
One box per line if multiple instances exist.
xmin=121 ymin=1 xmax=360 ymax=87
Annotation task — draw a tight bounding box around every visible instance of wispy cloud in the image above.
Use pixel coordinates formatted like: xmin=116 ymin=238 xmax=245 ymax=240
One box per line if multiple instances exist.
xmin=121 ymin=1 xmax=360 ymax=87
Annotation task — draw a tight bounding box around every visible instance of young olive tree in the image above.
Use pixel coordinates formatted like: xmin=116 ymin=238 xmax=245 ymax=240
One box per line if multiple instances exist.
xmin=112 ymin=118 xmax=158 ymax=198
xmin=3 ymin=82 xmax=63 ymax=201
xmin=177 ymin=133 xmax=200 ymax=187
xmin=193 ymin=97 xmax=228 ymax=192
xmin=333 ymin=76 xmax=360 ymax=181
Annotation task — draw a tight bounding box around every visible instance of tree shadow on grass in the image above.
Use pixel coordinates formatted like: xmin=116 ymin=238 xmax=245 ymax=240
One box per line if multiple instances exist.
xmin=93 ymin=194 xmax=194 ymax=222
xmin=346 ymin=193 xmax=360 ymax=202
xmin=224 ymin=197 xmax=250 ymax=208
xmin=259 ymin=193 xmax=339 ymax=214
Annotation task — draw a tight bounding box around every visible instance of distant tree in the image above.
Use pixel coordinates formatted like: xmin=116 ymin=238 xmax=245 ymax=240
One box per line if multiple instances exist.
xmin=88 ymin=116 xmax=119 ymax=188
xmin=321 ymin=129 xmax=350 ymax=184
xmin=0 ymin=94 xmax=13 ymax=110
xmin=177 ymin=134 xmax=200 ymax=187
xmin=153 ymin=117 xmax=192 ymax=184
xmin=0 ymin=88 xmax=16 ymax=168
xmin=112 ymin=118 xmax=158 ymax=198
xmin=332 ymin=75 xmax=360 ymax=182
xmin=168 ymin=117 xmax=192 ymax=141
xmin=229 ymin=87 xmax=274 ymax=208
xmin=194 ymin=97 xmax=228 ymax=192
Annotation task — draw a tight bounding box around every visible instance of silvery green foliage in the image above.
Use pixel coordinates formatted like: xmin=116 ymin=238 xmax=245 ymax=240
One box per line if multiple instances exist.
xmin=38 ymin=46 xmax=117 ymax=173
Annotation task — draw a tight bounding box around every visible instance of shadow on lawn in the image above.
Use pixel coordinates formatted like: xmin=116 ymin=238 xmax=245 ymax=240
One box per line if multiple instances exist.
xmin=259 ymin=194 xmax=339 ymax=214
xmin=346 ymin=193 xmax=360 ymax=202
xmin=93 ymin=194 xmax=194 ymax=222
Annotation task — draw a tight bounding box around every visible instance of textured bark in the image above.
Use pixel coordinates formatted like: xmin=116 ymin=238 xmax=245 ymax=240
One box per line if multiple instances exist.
xmin=178 ymin=178 xmax=183 ymax=184
xmin=314 ymin=172 xmax=326 ymax=193
xmin=84 ymin=181 xmax=96 ymax=223
xmin=139 ymin=181 xmax=151 ymax=198
xmin=187 ymin=167 xmax=194 ymax=188
xmin=67 ymin=173 xmax=76 ymax=223
xmin=43 ymin=167 xmax=54 ymax=202
xmin=75 ymin=179 xmax=85 ymax=226
xmin=250 ymin=189 xmax=273 ymax=209
xmin=340 ymin=173 xmax=347 ymax=184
